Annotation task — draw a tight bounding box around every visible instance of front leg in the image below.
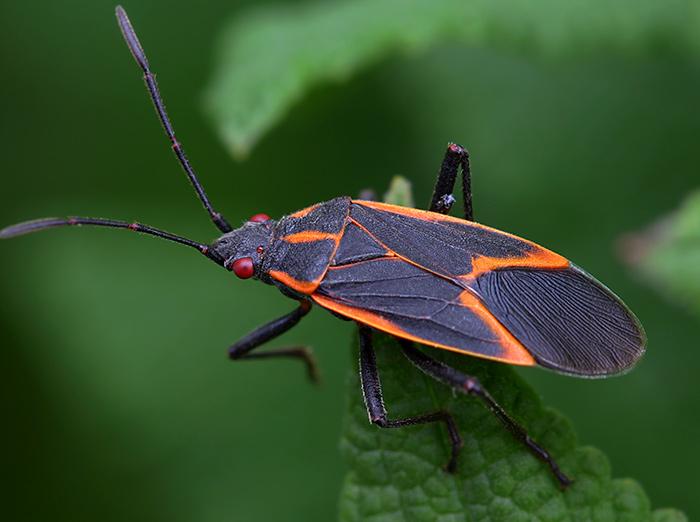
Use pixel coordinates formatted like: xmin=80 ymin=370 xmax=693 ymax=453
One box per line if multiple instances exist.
xmin=428 ymin=143 xmax=473 ymax=221
xmin=228 ymin=300 xmax=320 ymax=383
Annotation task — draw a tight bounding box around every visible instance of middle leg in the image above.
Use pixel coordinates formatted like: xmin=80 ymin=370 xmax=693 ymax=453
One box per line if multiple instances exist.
xmin=358 ymin=325 xmax=463 ymax=472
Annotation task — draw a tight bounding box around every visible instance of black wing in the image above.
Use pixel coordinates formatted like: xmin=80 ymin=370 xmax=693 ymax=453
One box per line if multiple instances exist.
xmin=311 ymin=201 xmax=645 ymax=376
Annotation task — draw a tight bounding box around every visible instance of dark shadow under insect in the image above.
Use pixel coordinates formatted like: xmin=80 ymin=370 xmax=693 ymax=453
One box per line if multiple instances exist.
xmin=1 ymin=6 xmax=648 ymax=490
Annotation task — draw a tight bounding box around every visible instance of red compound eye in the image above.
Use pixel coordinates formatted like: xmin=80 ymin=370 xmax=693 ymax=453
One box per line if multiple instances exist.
xmin=249 ymin=213 xmax=270 ymax=223
xmin=231 ymin=257 xmax=254 ymax=279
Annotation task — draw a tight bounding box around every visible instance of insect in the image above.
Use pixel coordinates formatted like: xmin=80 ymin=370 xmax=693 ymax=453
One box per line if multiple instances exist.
xmin=1 ymin=6 xmax=646 ymax=488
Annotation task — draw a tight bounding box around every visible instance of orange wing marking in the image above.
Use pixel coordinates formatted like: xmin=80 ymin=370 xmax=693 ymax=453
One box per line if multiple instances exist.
xmin=353 ymin=199 xmax=563 ymax=246
xmin=354 ymin=200 xmax=485 ymax=226
xmin=289 ymin=204 xmax=319 ymax=219
xmin=312 ymin=293 xmax=536 ymax=366
xmin=457 ymin=290 xmax=535 ymax=364
xmin=353 ymin=199 xmax=569 ymax=278
xmin=269 ymin=270 xmax=320 ymax=294
xmin=270 ymin=228 xmax=347 ymax=294
xmin=280 ymin=231 xmax=340 ymax=244
xmin=463 ymin=250 xmax=568 ymax=280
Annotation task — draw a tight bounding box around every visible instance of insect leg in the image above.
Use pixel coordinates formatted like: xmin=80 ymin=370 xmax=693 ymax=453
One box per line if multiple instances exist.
xmin=399 ymin=341 xmax=572 ymax=488
xmin=358 ymin=326 xmax=463 ymax=472
xmin=228 ymin=301 xmax=319 ymax=383
xmin=428 ymin=143 xmax=473 ymax=221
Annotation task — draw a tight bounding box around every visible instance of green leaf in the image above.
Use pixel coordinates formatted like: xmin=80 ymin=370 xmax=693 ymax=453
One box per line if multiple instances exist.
xmin=623 ymin=190 xmax=700 ymax=317
xmin=653 ymin=510 xmax=691 ymax=522
xmin=337 ymin=178 xmax=685 ymax=521
xmin=383 ymin=177 xmax=415 ymax=209
xmin=205 ymin=0 xmax=699 ymax=157
xmin=339 ymin=334 xmax=686 ymax=522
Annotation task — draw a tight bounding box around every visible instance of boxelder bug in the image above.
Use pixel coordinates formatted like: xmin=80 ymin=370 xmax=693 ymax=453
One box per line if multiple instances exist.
xmin=1 ymin=6 xmax=646 ymax=488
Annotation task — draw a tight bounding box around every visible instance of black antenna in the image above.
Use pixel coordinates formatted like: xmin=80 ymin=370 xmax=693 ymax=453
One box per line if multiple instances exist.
xmin=115 ymin=5 xmax=233 ymax=234
xmin=0 ymin=217 xmax=224 ymax=265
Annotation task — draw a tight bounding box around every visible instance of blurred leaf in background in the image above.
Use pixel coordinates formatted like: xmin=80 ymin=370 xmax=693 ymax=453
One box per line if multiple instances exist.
xmin=1 ymin=0 xmax=699 ymax=521
xmin=206 ymin=0 xmax=699 ymax=157
xmin=623 ymin=191 xmax=700 ymax=319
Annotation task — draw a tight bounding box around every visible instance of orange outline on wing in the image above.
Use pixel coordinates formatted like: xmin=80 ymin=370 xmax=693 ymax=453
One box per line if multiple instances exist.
xmin=269 ymin=270 xmax=320 ymax=294
xmin=311 ymin=293 xmax=536 ymax=366
xmin=353 ymin=200 xmax=564 ymax=251
xmin=289 ymin=204 xmax=319 ymax=219
xmin=456 ymin=290 xmax=535 ymax=364
xmin=352 ymin=199 xmax=569 ymax=278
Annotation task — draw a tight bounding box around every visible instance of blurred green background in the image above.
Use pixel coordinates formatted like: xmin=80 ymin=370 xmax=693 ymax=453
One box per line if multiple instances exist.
xmin=1 ymin=0 xmax=699 ymax=520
